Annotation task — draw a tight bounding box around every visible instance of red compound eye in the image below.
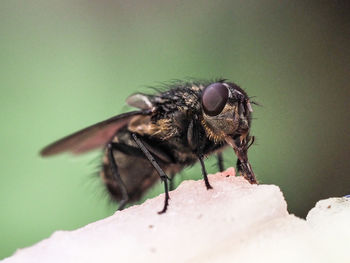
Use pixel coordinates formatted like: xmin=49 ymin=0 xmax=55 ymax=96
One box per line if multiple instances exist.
xmin=202 ymin=83 xmax=229 ymax=116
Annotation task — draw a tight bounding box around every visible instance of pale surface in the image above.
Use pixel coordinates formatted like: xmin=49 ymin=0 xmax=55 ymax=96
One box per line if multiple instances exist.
xmin=2 ymin=169 xmax=350 ymax=263
xmin=306 ymin=197 xmax=350 ymax=263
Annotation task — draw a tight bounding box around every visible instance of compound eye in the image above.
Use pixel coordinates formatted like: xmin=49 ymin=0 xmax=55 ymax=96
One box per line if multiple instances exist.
xmin=202 ymin=83 xmax=229 ymax=116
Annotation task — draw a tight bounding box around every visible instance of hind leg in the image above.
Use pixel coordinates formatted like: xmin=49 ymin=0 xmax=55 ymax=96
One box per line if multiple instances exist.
xmin=107 ymin=143 xmax=129 ymax=210
xmin=132 ymin=133 xmax=170 ymax=214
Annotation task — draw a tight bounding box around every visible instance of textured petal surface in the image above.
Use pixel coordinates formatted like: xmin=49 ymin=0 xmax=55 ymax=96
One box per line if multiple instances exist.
xmin=2 ymin=169 xmax=350 ymax=263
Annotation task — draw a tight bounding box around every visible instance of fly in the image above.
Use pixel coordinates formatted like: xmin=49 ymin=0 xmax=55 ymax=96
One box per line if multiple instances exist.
xmin=40 ymin=79 xmax=257 ymax=214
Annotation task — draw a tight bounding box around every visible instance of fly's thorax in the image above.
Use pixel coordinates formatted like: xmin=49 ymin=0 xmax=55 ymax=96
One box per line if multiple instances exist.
xmin=181 ymin=87 xmax=202 ymax=110
xmin=128 ymin=115 xmax=179 ymax=140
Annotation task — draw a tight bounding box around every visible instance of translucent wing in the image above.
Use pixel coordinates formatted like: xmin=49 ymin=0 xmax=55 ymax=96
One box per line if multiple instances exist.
xmin=40 ymin=111 xmax=149 ymax=156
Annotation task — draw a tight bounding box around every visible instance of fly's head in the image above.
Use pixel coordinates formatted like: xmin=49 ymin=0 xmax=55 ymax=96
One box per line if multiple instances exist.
xmin=200 ymin=82 xmax=253 ymax=144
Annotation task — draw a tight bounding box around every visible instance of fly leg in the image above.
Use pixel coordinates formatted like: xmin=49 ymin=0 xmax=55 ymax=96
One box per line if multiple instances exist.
xmin=226 ymin=135 xmax=257 ymax=184
xmin=236 ymin=158 xmax=256 ymax=184
xmin=169 ymin=173 xmax=176 ymax=191
xmin=190 ymin=115 xmax=213 ymax=190
xmin=132 ymin=133 xmax=170 ymax=214
xmin=217 ymin=152 xmax=224 ymax=172
xmin=198 ymin=155 xmax=213 ymax=189
xmin=107 ymin=143 xmax=129 ymax=210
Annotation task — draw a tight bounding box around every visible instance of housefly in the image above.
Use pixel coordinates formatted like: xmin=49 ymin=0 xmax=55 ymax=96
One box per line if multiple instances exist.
xmin=40 ymin=79 xmax=256 ymax=213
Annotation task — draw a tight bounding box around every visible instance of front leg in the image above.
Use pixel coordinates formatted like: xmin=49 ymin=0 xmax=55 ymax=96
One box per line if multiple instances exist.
xmin=236 ymin=158 xmax=256 ymax=184
xmin=131 ymin=133 xmax=171 ymax=214
xmin=225 ymin=135 xmax=257 ymax=184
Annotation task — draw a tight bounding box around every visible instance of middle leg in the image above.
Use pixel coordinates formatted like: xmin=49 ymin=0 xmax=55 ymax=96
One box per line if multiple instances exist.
xmin=198 ymin=155 xmax=213 ymax=190
xmin=217 ymin=152 xmax=224 ymax=172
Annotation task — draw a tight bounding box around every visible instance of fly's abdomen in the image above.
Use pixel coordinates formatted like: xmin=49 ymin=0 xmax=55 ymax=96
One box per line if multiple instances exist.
xmin=101 ymin=149 xmax=160 ymax=202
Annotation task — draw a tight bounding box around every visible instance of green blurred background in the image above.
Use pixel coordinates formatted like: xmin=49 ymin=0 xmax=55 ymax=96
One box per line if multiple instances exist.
xmin=1 ymin=0 xmax=349 ymax=259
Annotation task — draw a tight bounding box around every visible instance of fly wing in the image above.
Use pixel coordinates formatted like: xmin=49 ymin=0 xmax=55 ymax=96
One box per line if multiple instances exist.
xmin=40 ymin=111 xmax=149 ymax=156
